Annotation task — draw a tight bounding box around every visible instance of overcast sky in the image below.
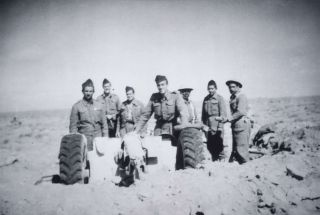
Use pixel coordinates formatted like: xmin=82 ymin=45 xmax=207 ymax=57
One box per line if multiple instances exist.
xmin=0 ymin=0 xmax=319 ymax=112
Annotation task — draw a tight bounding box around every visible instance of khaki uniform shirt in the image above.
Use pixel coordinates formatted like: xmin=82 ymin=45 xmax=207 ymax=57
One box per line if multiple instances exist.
xmin=96 ymin=93 xmax=121 ymax=130
xmin=69 ymin=99 xmax=108 ymax=137
xmin=202 ymin=93 xmax=227 ymax=132
xmin=135 ymin=90 xmax=188 ymax=136
xmin=119 ymin=99 xmax=146 ymax=136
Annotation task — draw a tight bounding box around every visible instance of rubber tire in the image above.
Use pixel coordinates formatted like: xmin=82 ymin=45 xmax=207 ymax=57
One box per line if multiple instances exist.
xmin=59 ymin=134 xmax=88 ymax=185
xmin=176 ymin=127 xmax=204 ymax=170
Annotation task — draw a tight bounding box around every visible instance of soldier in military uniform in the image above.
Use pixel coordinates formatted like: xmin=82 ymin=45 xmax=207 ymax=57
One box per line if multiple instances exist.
xmin=119 ymin=86 xmax=146 ymax=138
xmin=96 ymin=78 xmax=121 ymax=137
xmin=201 ymin=80 xmax=227 ymax=161
xmin=178 ymin=86 xmax=199 ymax=124
xmin=69 ymin=79 xmax=108 ymax=151
xmin=135 ymin=75 xmax=188 ymax=137
xmin=217 ymin=80 xmax=251 ymax=164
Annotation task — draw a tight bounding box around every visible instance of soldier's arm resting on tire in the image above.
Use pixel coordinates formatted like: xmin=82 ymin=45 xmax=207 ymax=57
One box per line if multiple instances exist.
xmin=69 ymin=105 xmax=78 ymax=133
xmin=134 ymin=95 xmax=154 ymax=133
xmin=230 ymin=94 xmax=248 ymax=123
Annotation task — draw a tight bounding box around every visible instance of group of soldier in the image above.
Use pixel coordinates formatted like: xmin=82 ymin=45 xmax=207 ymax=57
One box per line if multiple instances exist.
xmin=69 ymin=75 xmax=251 ymax=164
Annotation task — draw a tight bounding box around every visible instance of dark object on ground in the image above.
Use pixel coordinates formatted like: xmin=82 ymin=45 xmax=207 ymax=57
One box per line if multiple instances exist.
xmin=34 ymin=174 xmax=61 ymax=185
xmin=251 ymin=124 xmax=291 ymax=158
xmin=253 ymin=124 xmax=276 ymax=144
xmin=116 ymin=175 xmax=135 ymax=187
xmin=59 ymin=134 xmax=89 ymax=185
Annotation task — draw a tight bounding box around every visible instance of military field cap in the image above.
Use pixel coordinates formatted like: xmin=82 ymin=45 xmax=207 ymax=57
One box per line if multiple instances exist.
xmin=178 ymin=85 xmax=193 ymax=91
xmin=155 ymin=75 xmax=168 ymax=83
xmin=125 ymin=86 xmax=135 ymax=93
xmin=102 ymin=78 xmax=110 ymax=85
xmin=226 ymin=80 xmax=243 ymax=88
xmin=82 ymin=79 xmax=94 ymax=90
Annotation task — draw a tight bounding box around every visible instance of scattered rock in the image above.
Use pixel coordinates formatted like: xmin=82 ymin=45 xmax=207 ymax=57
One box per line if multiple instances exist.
xmin=290 ymin=202 xmax=297 ymax=206
xmin=286 ymin=163 xmax=309 ymax=181
xmin=257 ymin=189 xmax=263 ymax=196
xmin=301 ymin=196 xmax=320 ymax=201
xmin=294 ymin=128 xmax=305 ymax=139
xmin=0 ymin=158 xmax=19 ymax=168
xmin=10 ymin=117 xmax=22 ymax=126
xmin=137 ymin=194 xmax=147 ymax=202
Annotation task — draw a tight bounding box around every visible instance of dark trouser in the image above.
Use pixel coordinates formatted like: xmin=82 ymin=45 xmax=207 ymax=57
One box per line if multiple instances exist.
xmin=229 ymin=123 xmax=251 ymax=164
xmin=84 ymin=135 xmax=94 ymax=151
xmin=107 ymin=119 xmax=118 ymax=137
xmin=207 ymin=130 xmax=224 ymax=161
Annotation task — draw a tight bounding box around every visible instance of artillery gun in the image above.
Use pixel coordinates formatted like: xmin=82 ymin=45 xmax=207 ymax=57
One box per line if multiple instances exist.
xmin=58 ymin=124 xmax=205 ymax=185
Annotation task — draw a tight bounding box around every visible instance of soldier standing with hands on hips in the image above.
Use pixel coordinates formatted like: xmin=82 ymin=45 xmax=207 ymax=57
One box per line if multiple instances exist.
xmin=216 ymin=79 xmax=251 ymax=164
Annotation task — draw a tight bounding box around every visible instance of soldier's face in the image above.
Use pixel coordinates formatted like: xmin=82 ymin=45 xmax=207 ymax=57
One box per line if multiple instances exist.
xmin=208 ymin=85 xmax=216 ymax=95
xmin=228 ymin=83 xmax=239 ymax=94
xmin=157 ymin=80 xmax=168 ymax=94
xmin=180 ymin=90 xmax=190 ymax=100
xmin=83 ymin=86 xmax=94 ymax=100
xmin=126 ymin=90 xmax=135 ymax=101
xmin=103 ymin=83 xmax=112 ymax=94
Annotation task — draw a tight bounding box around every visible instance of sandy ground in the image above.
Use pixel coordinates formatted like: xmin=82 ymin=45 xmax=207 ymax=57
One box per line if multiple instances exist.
xmin=0 ymin=96 xmax=320 ymax=215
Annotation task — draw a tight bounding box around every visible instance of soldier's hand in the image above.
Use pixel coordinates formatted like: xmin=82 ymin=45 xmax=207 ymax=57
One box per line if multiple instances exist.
xmin=216 ymin=130 xmax=223 ymax=138
xmin=216 ymin=116 xmax=229 ymax=123
xmin=106 ymin=115 xmax=113 ymax=120
xmin=140 ymin=132 xmax=146 ymax=139
xmin=116 ymin=132 xmax=120 ymax=138
xmin=215 ymin=116 xmax=223 ymax=122
xmin=202 ymin=125 xmax=209 ymax=132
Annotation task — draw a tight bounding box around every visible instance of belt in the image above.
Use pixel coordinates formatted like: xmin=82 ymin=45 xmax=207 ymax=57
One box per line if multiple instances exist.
xmin=125 ymin=120 xmax=135 ymax=124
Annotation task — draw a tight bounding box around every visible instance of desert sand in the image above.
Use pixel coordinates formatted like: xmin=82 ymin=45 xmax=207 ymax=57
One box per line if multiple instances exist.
xmin=0 ymin=96 xmax=319 ymax=215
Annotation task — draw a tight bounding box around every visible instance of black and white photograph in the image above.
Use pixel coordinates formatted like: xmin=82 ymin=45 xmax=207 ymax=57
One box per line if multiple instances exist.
xmin=0 ymin=0 xmax=320 ymax=214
